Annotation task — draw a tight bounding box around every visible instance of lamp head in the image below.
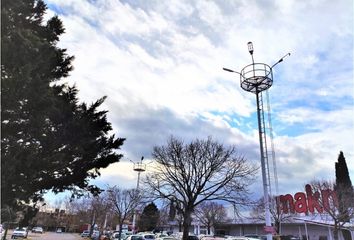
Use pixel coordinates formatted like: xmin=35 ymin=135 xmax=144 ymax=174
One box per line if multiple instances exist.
xmin=247 ymin=41 xmax=254 ymax=55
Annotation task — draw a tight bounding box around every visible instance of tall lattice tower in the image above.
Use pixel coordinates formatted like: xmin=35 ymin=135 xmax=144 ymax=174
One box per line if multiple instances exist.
xmin=223 ymin=42 xmax=290 ymax=240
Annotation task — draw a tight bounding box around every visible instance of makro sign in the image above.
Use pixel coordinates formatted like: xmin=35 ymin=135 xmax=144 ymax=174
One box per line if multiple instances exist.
xmin=277 ymin=184 xmax=338 ymax=214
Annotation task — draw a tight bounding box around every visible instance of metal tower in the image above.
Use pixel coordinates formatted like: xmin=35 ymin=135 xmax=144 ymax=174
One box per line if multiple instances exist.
xmin=131 ymin=156 xmax=146 ymax=233
xmin=223 ymin=42 xmax=290 ymax=240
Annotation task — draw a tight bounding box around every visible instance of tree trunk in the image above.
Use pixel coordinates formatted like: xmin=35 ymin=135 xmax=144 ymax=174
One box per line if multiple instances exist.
xmin=118 ymin=223 xmax=123 ymax=240
xmin=333 ymin=222 xmax=339 ymax=240
xmin=275 ymin=220 xmax=280 ymax=235
xmin=182 ymin=209 xmax=193 ymax=240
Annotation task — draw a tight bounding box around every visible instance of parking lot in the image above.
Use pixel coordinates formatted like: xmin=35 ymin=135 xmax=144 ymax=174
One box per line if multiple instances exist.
xmin=5 ymin=230 xmax=82 ymax=240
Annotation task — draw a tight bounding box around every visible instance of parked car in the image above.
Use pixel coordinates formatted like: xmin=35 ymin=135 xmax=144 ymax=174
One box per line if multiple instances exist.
xmin=187 ymin=235 xmax=199 ymax=240
xmin=200 ymin=236 xmax=224 ymax=240
xmin=81 ymin=230 xmax=90 ymax=237
xmin=32 ymin=227 xmax=44 ymax=233
xmin=112 ymin=232 xmax=130 ymax=240
xmin=56 ymin=228 xmax=63 ymax=233
xmin=139 ymin=233 xmax=156 ymax=240
xmin=126 ymin=234 xmax=144 ymax=240
xmin=155 ymin=234 xmax=168 ymax=239
xmin=156 ymin=236 xmax=178 ymax=240
xmin=11 ymin=227 xmax=28 ymax=239
xmin=226 ymin=237 xmax=260 ymax=240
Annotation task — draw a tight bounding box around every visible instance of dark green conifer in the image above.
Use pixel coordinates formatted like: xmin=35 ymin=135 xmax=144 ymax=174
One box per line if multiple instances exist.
xmin=1 ymin=0 xmax=125 ymax=225
xmin=138 ymin=202 xmax=160 ymax=232
xmin=335 ymin=151 xmax=354 ymax=222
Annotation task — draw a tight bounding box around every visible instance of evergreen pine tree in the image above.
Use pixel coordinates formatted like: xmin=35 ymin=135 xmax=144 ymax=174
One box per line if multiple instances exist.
xmin=138 ymin=202 xmax=160 ymax=232
xmin=1 ymin=0 xmax=125 ymax=224
xmin=335 ymin=151 xmax=354 ymax=222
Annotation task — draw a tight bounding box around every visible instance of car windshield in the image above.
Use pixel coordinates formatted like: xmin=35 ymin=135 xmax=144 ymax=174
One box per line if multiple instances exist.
xmin=145 ymin=235 xmax=155 ymax=239
xmin=131 ymin=236 xmax=144 ymax=240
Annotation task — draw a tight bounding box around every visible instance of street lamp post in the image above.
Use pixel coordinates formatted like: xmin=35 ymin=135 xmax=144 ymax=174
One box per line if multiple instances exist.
xmin=132 ymin=156 xmax=146 ymax=233
xmin=223 ymin=42 xmax=290 ymax=240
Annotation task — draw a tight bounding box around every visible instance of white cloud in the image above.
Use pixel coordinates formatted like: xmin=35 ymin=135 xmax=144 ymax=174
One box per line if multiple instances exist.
xmin=43 ymin=0 xmax=354 ymax=205
xmin=195 ymin=0 xmax=223 ymax=27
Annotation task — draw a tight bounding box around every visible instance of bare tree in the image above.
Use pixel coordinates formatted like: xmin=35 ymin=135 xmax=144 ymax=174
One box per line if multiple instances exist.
xmin=156 ymin=202 xmax=169 ymax=231
xmin=195 ymin=201 xmax=227 ymax=235
xmin=250 ymin=196 xmax=294 ymax=234
xmin=90 ymin=193 xmax=112 ymax=235
xmin=309 ymin=180 xmax=354 ymax=240
xmin=63 ymin=196 xmax=92 ymax=228
xmin=62 ymin=193 xmax=111 ymax=233
xmin=107 ymin=186 xmax=143 ymax=239
xmin=145 ymin=136 xmax=257 ymax=240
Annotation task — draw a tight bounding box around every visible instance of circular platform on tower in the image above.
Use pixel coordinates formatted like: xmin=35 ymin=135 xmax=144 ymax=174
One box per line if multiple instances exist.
xmin=240 ymin=63 xmax=273 ymax=93
xmin=133 ymin=163 xmax=146 ymax=172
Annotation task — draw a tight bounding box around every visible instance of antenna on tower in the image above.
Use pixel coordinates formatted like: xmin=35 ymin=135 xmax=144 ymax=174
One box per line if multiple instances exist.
xmin=223 ymin=42 xmax=289 ymax=239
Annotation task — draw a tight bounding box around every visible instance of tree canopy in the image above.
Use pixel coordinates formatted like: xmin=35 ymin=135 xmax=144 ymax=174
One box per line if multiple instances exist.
xmin=137 ymin=202 xmax=160 ymax=232
xmin=1 ymin=0 xmax=125 ymax=223
xmin=107 ymin=186 xmax=143 ymax=237
xmin=195 ymin=201 xmax=227 ymax=235
xmin=250 ymin=196 xmax=294 ymax=234
xmin=145 ymin=136 xmax=257 ymax=240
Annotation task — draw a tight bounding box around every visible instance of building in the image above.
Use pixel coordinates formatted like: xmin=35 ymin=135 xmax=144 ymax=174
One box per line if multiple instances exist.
xmin=164 ymin=216 xmax=354 ymax=240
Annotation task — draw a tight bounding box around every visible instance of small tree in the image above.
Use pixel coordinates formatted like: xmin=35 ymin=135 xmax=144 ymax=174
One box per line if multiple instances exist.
xmin=250 ymin=196 xmax=294 ymax=234
xmin=195 ymin=202 xmax=227 ymax=235
xmin=88 ymin=193 xmax=112 ymax=235
xmin=145 ymin=136 xmax=257 ymax=240
xmin=309 ymin=180 xmax=353 ymax=240
xmin=108 ymin=186 xmax=142 ymax=239
xmin=137 ymin=202 xmax=159 ymax=232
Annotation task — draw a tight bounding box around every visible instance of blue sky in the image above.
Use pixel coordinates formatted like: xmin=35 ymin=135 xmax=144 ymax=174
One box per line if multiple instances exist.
xmin=43 ymin=0 xmax=353 ymax=207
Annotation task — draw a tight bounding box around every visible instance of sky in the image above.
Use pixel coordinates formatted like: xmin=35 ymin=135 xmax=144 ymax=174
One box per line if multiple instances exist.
xmin=43 ymin=0 xmax=354 ymax=208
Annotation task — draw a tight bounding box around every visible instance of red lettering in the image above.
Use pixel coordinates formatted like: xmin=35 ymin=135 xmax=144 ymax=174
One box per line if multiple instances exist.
xmin=294 ymin=192 xmax=308 ymax=213
xmin=279 ymin=194 xmax=295 ymax=214
xmin=305 ymin=184 xmax=323 ymax=213
xmin=277 ymin=184 xmax=338 ymax=215
xmin=321 ymin=189 xmax=338 ymax=211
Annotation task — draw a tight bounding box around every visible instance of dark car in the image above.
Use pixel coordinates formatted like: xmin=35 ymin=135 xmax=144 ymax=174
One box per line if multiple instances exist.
xmin=187 ymin=236 xmax=199 ymax=240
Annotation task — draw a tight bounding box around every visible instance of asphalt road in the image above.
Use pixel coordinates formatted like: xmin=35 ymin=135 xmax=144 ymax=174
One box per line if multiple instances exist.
xmin=5 ymin=231 xmax=83 ymax=240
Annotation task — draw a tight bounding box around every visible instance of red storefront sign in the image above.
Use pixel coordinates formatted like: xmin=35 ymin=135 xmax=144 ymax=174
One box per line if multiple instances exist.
xmin=277 ymin=184 xmax=338 ymax=214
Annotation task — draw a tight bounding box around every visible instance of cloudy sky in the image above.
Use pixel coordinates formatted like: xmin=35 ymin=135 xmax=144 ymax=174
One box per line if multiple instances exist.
xmin=43 ymin=0 xmax=353 ymax=206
